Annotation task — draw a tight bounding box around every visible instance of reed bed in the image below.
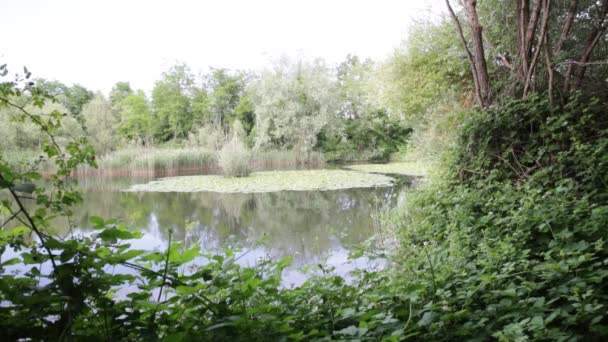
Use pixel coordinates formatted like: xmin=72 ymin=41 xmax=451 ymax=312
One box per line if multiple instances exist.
xmin=73 ymin=147 xmax=325 ymax=177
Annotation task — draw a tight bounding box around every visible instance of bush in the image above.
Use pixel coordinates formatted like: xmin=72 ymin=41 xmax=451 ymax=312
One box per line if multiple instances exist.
xmin=391 ymin=95 xmax=608 ymax=340
xmin=218 ymin=135 xmax=252 ymax=177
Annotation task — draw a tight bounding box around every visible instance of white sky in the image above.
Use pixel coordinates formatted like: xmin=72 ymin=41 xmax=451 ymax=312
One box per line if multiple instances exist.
xmin=1 ymin=0 xmax=443 ymax=94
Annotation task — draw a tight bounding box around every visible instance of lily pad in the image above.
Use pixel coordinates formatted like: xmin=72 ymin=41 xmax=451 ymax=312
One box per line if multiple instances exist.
xmin=345 ymin=162 xmax=428 ymax=177
xmin=125 ymin=169 xmax=395 ymax=193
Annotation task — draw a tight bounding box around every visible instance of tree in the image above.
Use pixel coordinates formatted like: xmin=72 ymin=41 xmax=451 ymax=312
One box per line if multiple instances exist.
xmin=249 ymin=57 xmax=337 ymax=153
xmin=152 ymin=63 xmax=194 ymax=141
xmin=234 ymin=94 xmax=255 ymax=138
xmin=82 ymin=93 xmax=119 ymax=155
xmin=379 ymin=21 xmax=468 ymax=118
xmin=446 ymin=0 xmax=491 ymax=107
xmin=119 ymin=90 xmax=154 ymax=145
xmin=109 ymin=81 xmax=133 ymax=118
xmin=206 ymin=68 xmax=245 ymax=130
xmin=33 ymin=79 xmax=94 ymax=115
xmin=336 ymin=55 xmax=375 ymax=120
xmin=447 ymin=0 xmax=608 ymax=105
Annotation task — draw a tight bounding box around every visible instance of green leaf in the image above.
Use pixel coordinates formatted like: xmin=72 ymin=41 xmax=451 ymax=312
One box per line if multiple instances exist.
xmin=418 ymin=311 xmax=437 ymax=327
xmin=2 ymin=257 xmax=21 ymax=266
xmin=89 ymin=216 xmax=105 ymax=228
xmin=97 ymin=227 xmax=136 ymax=242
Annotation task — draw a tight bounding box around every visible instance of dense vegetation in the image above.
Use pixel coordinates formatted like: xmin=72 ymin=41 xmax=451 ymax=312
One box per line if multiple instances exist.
xmin=1 ymin=56 xmax=417 ymax=173
xmin=1 ymin=0 xmax=608 ymax=340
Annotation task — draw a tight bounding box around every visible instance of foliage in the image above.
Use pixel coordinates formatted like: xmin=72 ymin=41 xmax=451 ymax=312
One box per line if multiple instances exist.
xmin=249 ymin=57 xmax=338 ymax=152
xmin=118 ymin=90 xmax=155 ymax=145
xmin=96 ymin=146 xmax=216 ymax=171
xmin=390 ymin=95 xmax=608 ymax=339
xmin=82 ymin=92 xmax=120 ymax=155
xmin=317 ymin=109 xmax=412 ymax=162
xmin=217 ymin=132 xmax=252 ymax=178
xmin=151 ymin=63 xmax=195 ymax=141
xmin=380 ymin=20 xmax=469 ymax=119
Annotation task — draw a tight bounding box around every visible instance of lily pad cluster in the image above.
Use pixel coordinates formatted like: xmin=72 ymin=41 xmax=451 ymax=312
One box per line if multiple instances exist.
xmin=125 ymin=169 xmax=395 ymax=193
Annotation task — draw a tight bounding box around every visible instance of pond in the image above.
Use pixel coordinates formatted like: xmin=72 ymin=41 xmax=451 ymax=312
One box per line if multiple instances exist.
xmin=6 ymin=166 xmax=416 ymax=287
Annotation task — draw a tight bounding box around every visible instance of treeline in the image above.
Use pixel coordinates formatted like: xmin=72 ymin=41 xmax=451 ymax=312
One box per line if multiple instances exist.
xmin=2 ymin=51 xmax=455 ymax=163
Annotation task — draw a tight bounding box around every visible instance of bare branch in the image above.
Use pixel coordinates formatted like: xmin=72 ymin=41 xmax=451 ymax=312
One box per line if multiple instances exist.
xmin=524 ymin=0 xmax=551 ymax=96
xmin=556 ymin=0 xmax=578 ymax=53
xmin=445 ymin=0 xmax=483 ymax=106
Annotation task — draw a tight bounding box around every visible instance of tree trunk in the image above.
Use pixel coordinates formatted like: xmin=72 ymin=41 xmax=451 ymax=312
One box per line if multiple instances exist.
xmin=555 ymin=0 xmax=578 ymax=53
xmin=445 ymin=0 xmax=483 ymax=107
xmin=463 ymin=0 xmax=491 ymax=107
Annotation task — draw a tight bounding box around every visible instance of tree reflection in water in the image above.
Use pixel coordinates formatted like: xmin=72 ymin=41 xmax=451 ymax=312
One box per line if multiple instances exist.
xmin=71 ymin=174 xmax=413 ymax=285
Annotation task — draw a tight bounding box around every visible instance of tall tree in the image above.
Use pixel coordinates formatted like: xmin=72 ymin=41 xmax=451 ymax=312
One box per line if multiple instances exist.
xmin=82 ymin=93 xmax=119 ymax=154
xmin=249 ymin=57 xmax=337 ymax=151
xmin=152 ymin=63 xmax=194 ymax=140
xmin=206 ymin=68 xmax=244 ymax=130
xmin=446 ymin=0 xmax=491 ymax=107
xmin=119 ymin=90 xmax=154 ymax=145
xmin=447 ymin=0 xmax=608 ymax=105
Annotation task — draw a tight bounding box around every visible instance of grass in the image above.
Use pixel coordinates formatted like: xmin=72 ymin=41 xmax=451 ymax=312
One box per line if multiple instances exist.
xmin=125 ymin=169 xmax=395 ymax=193
xmin=345 ymin=161 xmax=429 ymax=177
xmin=96 ymin=147 xmax=217 ymax=170
xmin=83 ymin=147 xmax=324 ymax=174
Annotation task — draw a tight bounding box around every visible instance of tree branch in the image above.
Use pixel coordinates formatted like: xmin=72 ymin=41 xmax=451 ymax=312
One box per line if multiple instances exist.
xmin=555 ymin=0 xmax=578 ymax=53
xmin=445 ymin=0 xmax=483 ymax=106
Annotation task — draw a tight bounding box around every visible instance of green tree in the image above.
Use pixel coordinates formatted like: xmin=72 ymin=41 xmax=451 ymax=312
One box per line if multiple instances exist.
xmin=81 ymin=92 xmax=119 ymax=154
xmin=249 ymin=57 xmax=337 ymax=153
xmin=380 ymin=21 xmax=468 ymax=119
xmin=206 ymin=68 xmax=245 ymax=130
xmin=191 ymin=85 xmax=212 ymax=128
xmin=152 ymin=63 xmax=194 ymax=141
xmin=119 ymin=90 xmax=154 ymax=145
xmin=234 ymin=94 xmax=255 ymax=138
xmin=109 ymin=81 xmax=133 ymax=117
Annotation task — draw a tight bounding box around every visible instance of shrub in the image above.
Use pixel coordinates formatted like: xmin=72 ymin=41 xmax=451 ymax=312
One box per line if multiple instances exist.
xmin=218 ymin=135 xmax=252 ymax=177
xmin=391 ymin=95 xmax=608 ymax=340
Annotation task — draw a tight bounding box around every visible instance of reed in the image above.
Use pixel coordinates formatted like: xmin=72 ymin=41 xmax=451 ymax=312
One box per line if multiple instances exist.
xmin=73 ymin=146 xmax=325 ymax=177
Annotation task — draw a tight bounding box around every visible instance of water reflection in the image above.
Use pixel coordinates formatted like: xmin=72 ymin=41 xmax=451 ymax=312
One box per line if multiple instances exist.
xmin=71 ymin=173 xmax=411 ymax=284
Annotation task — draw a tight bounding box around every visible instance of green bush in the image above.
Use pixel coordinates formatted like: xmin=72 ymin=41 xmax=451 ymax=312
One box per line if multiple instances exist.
xmin=391 ymin=95 xmax=608 ymax=339
xmin=218 ymin=135 xmax=252 ymax=177
xmin=317 ymin=110 xmax=412 ymax=162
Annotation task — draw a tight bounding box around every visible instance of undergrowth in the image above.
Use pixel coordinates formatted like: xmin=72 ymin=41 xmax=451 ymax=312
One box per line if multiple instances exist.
xmin=392 ymin=95 xmax=608 ymax=339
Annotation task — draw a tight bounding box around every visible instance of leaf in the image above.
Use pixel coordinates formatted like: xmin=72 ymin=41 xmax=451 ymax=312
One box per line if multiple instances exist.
xmin=60 ymin=249 xmax=77 ymax=262
xmin=418 ymin=311 xmax=437 ymax=327
xmin=97 ymin=227 xmax=136 ymax=243
xmin=336 ymin=325 xmax=368 ymax=336
xmin=0 ymin=178 xmax=14 ymax=189
xmin=170 ymin=246 xmax=199 ymax=264
xmin=1 ymin=257 xmax=21 ymax=266
xmin=89 ymin=216 xmax=105 ymax=228
xmin=222 ymin=255 xmax=235 ymax=270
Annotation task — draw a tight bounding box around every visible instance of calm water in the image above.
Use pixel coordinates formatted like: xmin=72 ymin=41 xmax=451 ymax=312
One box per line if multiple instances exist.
xmin=8 ymin=168 xmax=414 ymax=286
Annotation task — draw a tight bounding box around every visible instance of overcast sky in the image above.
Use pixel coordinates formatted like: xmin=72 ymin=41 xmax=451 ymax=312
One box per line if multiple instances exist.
xmin=1 ymin=0 xmax=443 ymax=94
